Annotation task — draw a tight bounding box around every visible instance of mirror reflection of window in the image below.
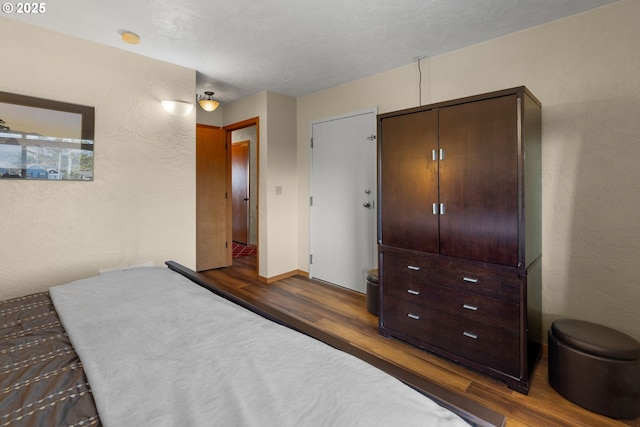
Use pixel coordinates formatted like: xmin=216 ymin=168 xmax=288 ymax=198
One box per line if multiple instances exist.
xmin=0 ymin=94 xmax=94 ymax=181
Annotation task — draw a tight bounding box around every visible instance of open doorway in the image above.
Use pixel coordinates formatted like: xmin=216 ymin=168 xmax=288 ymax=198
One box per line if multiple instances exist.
xmin=226 ymin=118 xmax=259 ymax=265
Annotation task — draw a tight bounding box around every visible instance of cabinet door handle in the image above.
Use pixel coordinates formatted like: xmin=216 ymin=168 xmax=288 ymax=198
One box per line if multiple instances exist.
xmin=463 ymin=277 xmax=478 ymax=283
xmin=440 ymin=203 xmax=445 ymax=215
xmin=407 ymin=265 xmax=420 ymax=271
xmin=432 ymin=149 xmax=438 ymax=161
xmin=463 ymin=331 xmax=478 ymax=339
xmin=463 ymin=304 xmax=478 ymax=311
xmin=407 ymin=313 xmax=420 ymax=320
xmin=432 ymin=203 xmax=438 ymax=215
xmin=407 ymin=289 xmax=420 ymax=295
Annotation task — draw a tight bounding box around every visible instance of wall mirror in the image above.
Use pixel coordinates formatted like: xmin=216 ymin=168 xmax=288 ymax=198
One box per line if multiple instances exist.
xmin=0 ymin=91 xmax=95 ymax=181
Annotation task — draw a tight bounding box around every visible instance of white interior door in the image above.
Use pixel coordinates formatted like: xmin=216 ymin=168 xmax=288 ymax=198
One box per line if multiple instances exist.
xmin=310 ymin=109 xmax=377 ymax=293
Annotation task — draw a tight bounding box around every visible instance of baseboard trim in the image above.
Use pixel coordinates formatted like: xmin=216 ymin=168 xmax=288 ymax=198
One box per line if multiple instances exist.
xmin=259 ymin=269 xmax=309 ymax=283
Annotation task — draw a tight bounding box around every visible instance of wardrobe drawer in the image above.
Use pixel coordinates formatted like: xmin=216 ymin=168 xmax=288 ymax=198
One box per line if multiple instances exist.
xmin=381 ymin=249 xmax=521 ymax=303
xmin=382 ymin=296 xmax=520 ymax=377
xmin=382 ymin=249 xmax=437 ymax=280
xmin=383 ymin=280 xmax=519 ymax=332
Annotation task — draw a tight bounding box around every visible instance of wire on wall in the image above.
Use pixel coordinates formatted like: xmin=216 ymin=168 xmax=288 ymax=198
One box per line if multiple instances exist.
xmin=417 ymin=59 xmax=422 ymax=106
xmin=415 ymin=56 xmax=425 ymax=106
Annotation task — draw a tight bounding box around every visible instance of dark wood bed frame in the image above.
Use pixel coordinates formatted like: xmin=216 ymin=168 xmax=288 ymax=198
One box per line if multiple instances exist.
xmin=166 ymin=261 xmax=506 ymax=427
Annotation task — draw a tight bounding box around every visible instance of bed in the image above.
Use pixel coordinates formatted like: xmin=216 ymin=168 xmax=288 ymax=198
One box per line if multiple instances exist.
xmin=0 ymin=261 xmax=505 ymax=427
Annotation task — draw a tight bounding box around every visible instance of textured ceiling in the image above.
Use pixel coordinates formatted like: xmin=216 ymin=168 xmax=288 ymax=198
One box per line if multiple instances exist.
xmin=5 ymin=0 xmax=619 ymax=105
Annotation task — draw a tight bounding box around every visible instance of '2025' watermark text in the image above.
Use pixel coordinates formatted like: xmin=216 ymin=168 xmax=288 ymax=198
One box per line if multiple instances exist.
xmin=2 ymin=3 xmax=47 ymax=13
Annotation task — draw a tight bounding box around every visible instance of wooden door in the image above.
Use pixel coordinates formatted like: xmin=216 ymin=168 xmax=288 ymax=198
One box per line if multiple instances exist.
xmin=196 ymin=125 xmax=231 ymax=271
xmin=232 ymin=141 xmax=249 ymax=244
xmin=379 ymin=109 xmax=439 ymax=253
xmin=438 ymin=95 xmax=519 ymax=266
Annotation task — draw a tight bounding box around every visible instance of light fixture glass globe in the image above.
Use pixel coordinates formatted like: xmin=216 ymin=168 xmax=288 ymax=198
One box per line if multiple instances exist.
xmin=198 ymin=99 xmax=220 ymax=112
xmin=197 ymin=91 xmax=220 ymax=112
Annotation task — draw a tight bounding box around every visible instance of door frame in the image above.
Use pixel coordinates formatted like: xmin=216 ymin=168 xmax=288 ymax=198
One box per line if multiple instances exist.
xmin=308 ymin=108 xmax=378 ymax=290
xmin=224 ymin=117 xmax=260 ymax=270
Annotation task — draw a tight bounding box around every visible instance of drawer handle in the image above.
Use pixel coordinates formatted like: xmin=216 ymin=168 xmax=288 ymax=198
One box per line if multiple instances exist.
xmin=462 ymin=304 xmax=478 ymax=311
xmin=407 ymin=313 xmax=420 ymax=320
xmin=407 ymin=265 xmax=420 ymax=271
xmin=463 ymin=331 xmax=478 ymax=340
xmin=407 ymin=289 xmax=420 ymax=296
xmin=462 ymin=277 xmax=478 ymax=283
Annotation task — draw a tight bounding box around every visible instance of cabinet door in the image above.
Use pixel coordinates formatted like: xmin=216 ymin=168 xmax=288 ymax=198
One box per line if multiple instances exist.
xmin=380 ymin=110 xmax=438 ymax=253
xmin=438 ymin=95 xmax=519 ymax=266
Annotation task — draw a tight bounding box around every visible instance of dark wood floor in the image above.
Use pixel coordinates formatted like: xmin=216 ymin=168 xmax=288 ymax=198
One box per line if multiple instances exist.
xmin=199 ymin=255 xmax=639 ymax=427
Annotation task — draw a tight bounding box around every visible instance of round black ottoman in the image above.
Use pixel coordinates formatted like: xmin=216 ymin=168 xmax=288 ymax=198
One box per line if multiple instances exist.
xmin=365 ymin=269 xmax=379 ymax=316
xmin=548 ymin=319 xmax=640 ymax=419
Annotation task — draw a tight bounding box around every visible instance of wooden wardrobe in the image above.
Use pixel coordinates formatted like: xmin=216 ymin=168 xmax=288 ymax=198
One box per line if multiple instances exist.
xmin=377 ymin=87 xmax=542 ymax=394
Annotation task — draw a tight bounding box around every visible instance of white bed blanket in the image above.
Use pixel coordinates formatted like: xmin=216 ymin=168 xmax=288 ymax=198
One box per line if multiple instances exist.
xmin=50 ymin=267 xmax=468 ymax=427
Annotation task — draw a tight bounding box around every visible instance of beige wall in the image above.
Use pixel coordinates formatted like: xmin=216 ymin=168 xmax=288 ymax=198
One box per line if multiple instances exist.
xmin=196 ymin=105 xmax=223 ymax=127
xmin=265 ymin=92 xmax=298 ymax=277
xmin=0 ymin=18 xmax=196 ymax=299
xmin=296 ymin=0 xmax=640 ymax=340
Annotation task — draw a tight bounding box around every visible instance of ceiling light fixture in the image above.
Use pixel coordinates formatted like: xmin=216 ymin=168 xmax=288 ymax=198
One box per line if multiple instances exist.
xmin=121 ymin=31 xmax=140 ymax=45
xmin=197 ymin=91 xmax=220 ymax=112
xmin=161 ymin=100 xmax=194 ymax=116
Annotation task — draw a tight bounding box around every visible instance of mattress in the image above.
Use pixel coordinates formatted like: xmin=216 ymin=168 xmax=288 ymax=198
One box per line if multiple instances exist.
xmin=1 ymin=265 xmax=479 ymax=426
